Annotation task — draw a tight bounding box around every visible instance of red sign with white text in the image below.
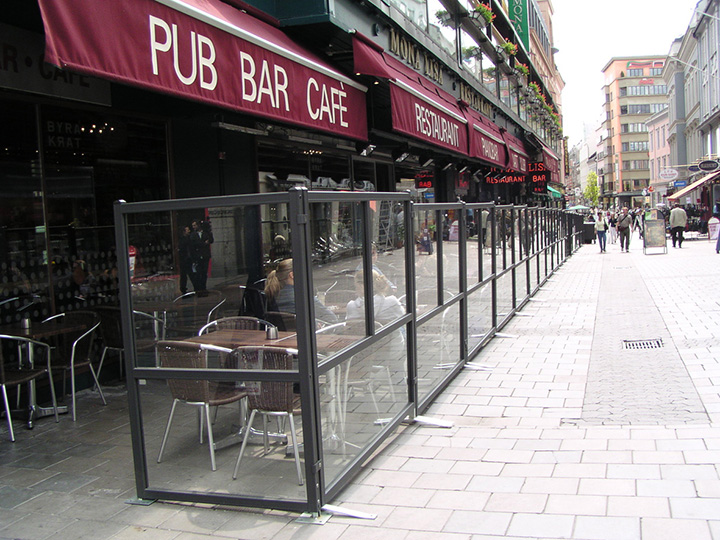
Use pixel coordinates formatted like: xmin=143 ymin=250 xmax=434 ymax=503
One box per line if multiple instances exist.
xmin=38 ymin=0 xmax=368 ymax=140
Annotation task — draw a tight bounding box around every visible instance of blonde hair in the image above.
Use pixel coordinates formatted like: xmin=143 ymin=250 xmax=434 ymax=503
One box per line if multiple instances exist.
xmin=265 ymin=258 xmax=293 ymax=300
xmin=354 ymin=269 xmax=390 ymax=296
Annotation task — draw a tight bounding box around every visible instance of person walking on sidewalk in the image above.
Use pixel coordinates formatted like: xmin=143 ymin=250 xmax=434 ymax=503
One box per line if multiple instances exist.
xmin=594 ymin=211 xmax=609 ymax=252
xmin=608 ymin=211 xmax=618 ymax=244
xmin=669 ymin=203 xmax=688 ymax=248
xmin=617 ymin=207 xmax=633 ymax=252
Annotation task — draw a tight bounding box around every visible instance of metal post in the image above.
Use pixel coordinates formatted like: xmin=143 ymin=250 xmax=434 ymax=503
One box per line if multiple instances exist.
xmin=288 ymin=187 xmax=324 ymax=515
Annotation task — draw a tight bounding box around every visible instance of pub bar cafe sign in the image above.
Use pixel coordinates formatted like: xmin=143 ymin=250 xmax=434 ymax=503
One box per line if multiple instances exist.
xmin=38 ymin=0 xmax=368 ymax=140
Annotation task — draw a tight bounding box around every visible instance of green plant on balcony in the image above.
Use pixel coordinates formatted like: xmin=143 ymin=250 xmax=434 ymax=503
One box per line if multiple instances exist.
xmin=516 ymin=62 xmax=529 ymax=76
xmin=435 ymin=10 xmax=454 ymax=27
xmin=500 ymin=39 xmax=518 ymax=56
xmin=473 ymin=3 xmax=495 ymax=25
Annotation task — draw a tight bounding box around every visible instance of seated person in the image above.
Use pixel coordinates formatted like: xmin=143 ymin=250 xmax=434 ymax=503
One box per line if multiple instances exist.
xmin=265 ymin=258 xmax=338 ymax=325
xmin=346 ymin=270 xmax=405 ymax=324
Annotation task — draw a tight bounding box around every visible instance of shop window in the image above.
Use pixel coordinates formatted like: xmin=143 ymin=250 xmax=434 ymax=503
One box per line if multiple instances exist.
xmin=0 ymin=98 xmax=169 ymax=318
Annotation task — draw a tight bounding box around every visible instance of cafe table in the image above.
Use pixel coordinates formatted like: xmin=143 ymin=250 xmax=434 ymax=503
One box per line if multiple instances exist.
xmin=181 ymin=329 xmax=360 ymax=450
xmin=0 ymin=318 xmax=88 ymax=424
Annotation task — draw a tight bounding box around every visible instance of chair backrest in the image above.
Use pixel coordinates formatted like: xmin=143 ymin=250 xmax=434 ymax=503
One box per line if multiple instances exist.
xmin=157 ymin=340 xmax=232 ymax=403
xmin=0 ymin=335 xmax=51 ymax=383
xmin=234 ymin=346 xmax=295 ymax=413
xmin=264 ymin=311 xmax=296 ymax=332
xmin=94 ymin=306 xmax=123 ymax=349
xmin=43 ymin=311 xmax=100 ymax=364
xmin=198 ymin=316 xmax=275 ymax=335
xmin=171 ymin=291 xmax=226 ymax=332
xmin=323 ymin=289 xmax=356 ymax=308
xmin=238 ymin=286 xmax=267 ymax=319
xmin=132 ymin=310 xmax=167 ymax=351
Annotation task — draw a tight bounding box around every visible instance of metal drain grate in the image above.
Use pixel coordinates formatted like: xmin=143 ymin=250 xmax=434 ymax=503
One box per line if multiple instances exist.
xmin=623 ymin=338 xmax=663 ymax=350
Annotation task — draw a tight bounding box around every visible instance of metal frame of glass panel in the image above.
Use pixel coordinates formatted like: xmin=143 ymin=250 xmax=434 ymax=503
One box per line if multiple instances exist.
xmin=114 ymin=189 xmax=585 ymax=515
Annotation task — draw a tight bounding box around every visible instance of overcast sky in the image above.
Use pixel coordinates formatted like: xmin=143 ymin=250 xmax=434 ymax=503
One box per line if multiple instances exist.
xmin=551 ymin=0 xmax=701 ymax=148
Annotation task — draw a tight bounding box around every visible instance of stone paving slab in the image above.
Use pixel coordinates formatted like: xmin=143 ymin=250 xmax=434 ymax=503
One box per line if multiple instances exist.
xmin=2 ymin=239 xmax=720 ymax=539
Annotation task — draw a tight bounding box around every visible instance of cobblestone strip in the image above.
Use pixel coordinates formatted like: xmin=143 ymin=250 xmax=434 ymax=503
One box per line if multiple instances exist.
xmin=581 ymin=254 xmax=708 ymax=425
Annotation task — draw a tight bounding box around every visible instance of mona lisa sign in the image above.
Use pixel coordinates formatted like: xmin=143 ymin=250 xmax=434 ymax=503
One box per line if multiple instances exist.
xmin=508 ymin=0 xmax=530 ymax=51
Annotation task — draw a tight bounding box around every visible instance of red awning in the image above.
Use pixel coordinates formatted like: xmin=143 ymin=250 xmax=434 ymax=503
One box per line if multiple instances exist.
xmin=38 ymin=0 xmax=368 ymax=140
xmin=501 ymin=131 xmax=529 ymax=174
xmin=352 ymin=35 xmax=468 ymax=156
xmin=464 ymin=108 xmax=507 ymax=169
xmin=542 ymin=147 xmax=561 ymax=183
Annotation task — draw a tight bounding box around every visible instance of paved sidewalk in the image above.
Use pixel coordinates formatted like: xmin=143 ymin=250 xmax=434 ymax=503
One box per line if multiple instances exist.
xmin=2 ymin=236 xmax=720 ymax=539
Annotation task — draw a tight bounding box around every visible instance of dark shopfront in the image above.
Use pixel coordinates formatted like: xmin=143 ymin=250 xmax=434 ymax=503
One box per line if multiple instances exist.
xmin=1 ymin=0 xmax=388 ymax=323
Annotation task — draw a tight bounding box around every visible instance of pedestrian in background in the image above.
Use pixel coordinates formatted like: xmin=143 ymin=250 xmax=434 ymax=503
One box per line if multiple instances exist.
xmin=608 ymin=212 xmax=618 ymax=244
xmin=669 ymin=203 xmax=688 ymax=248
xmin=594 ymin=211 xmax=609 ymax=253
xmin=617 ymin=207 xmax=633 ymax=252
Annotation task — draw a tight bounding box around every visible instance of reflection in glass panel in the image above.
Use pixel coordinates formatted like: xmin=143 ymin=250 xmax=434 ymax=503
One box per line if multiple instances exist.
xmin=414 ymin=208 xmax=438 ymax=305
xmin=466 ymin=212 xmax=480 ymax=285
xmin=483 ymin=61 xmax=498 ymax=94
xmin=496 ymin=271 xmax=513 ymax=323
xmin=441 ymin=234 xmax=460 ymax=294
xmin=529 ymin=252 xmax=539 ymax=292
xmin=416 ymin=303 xmax=460 ymax=403
xmin=311 ymin=201 xmax=363 ymax=331
xmin=467 ymin=283 xmax=492 ymax=350
xmin=428 ymin=0 xmax=458 ymax=60
xmin=500 ymin=72 xmax=511 ymax=108
xmin=0 ymin=101 xmax=50 ymax=323
xmin=386 ymin=0 xmax=428 ymax=29
xmin=370 ymin=199 xmax=406 ymax=321
xmin=320 ymin=327 xmax=407 ymax=485
xmin=141 ymin=369 xmax=305 ymax=501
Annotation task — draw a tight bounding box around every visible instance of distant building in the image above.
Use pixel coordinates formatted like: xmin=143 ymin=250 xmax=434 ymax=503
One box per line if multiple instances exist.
xmin=600 ymin=56 xmax=668 ymax=208
xmin=646 ymin=108 xmax=670 ymax=207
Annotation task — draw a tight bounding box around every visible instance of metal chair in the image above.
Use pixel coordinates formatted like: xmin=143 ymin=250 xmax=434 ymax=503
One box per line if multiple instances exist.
xmin=237 ymin=286 xmax=268 ymax=319
xmin=42 ymin=311 xmax=105 ymax=421
xmin=264 ymin=311 xmax=296 ymax=332
xmin=232 ymin=346 xmax=303 ymax=485
xmin=94 ymin=306 xmax=124 ymax=381
xmin=198 ymin=316 xmax=275 ymax=336
xmin=0 ymin=335 xmax=59 ymax=441
xmin=171 ymin=291 xmax=226 ymax=335
xmin=156 ymin=340 xmax=248 ymax=471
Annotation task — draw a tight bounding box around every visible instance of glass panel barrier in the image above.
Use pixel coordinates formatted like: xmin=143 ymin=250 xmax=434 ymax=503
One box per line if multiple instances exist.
xmin=141 ymin=354 xmax=305 ymax=502
xmin=319 ymin=326 xmax=407 ymax=485
xmin=370 ymin=199 xmax=407 ymax=328
xmin=467 ymin=281 xmax=492 ymax=351
xmin=416 ymin=302 xmax=460 ymax=403
xmin=496 ymin=271 xmax=513 ymax=323
xmin=310 ymin=200 xmax=363 ymax=332
xmin=414 ymin=207 xmax=439 ymax=310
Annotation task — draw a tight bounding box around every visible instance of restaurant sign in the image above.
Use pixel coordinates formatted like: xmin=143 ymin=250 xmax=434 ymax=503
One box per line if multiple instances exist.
xmin=38 ymin=0 xmax=368 ymax=140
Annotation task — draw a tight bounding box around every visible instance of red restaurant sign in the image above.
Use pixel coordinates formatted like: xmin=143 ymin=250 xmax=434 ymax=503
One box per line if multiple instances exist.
xmin=38 ymin=0 xmax=368 ymax=140
xmin=389 ymin=81 xmax=468 ymax=155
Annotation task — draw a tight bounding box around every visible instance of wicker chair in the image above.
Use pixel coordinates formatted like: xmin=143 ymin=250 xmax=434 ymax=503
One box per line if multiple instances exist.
xmin=198 ymin=316 xmax=275 ymax=336
xmin=232 ymin=346 xmax=302 ymax=485
xmin=41 ymin=311 xmax=105 ymax=421
xmin=156 ymin=341 xmax=248 ymax=471
xmin=0 ymin=335 xmax=59 ymax=441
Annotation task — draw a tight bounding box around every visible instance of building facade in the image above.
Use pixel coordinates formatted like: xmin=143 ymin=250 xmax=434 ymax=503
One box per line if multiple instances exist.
xmin=599 ymin=56 xmax=668 ymax=209
xmin=0 ymin=0 xmax=564 ymax=320
xmin=665 ymin=0 xmax=720 ymax=209
xmin=646 ymin=108 xmax=670 ymax=207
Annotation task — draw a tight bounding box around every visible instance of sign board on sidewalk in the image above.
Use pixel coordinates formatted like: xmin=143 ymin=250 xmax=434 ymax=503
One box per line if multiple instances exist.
xmin=709 ymin=218 xmax=720 ymax=241
xmin=643 ymin=219 xmax=667 ymax=254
